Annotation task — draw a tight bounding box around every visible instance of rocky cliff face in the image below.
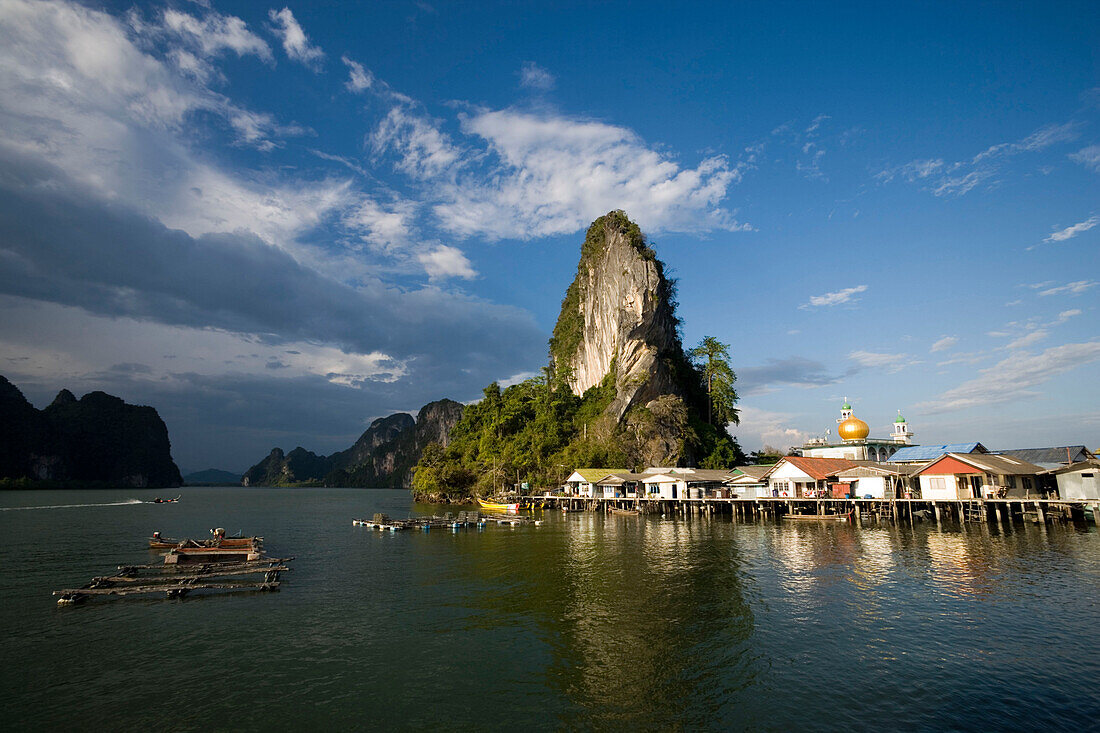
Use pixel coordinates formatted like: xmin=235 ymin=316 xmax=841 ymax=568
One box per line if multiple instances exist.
xmin=242 ymin=398 xmax=465 ymax=487
xmin=548 ymin=211 xmax=701 ymax=464
xmin=550 ymin=211 xmax=685 ymax=422
xmin=0 ymin=375 xmax=182 ymax=488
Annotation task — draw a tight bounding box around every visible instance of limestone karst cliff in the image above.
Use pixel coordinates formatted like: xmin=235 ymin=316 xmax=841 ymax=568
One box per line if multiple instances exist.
xmin=550 ymin=210 xmax=684 ymax=421
xmin=410 ymin=210 xmax=741 ymax=500
xmin=0 ymin=375 xmax=182 ymax=488
xmin=242 ymin=398 xmax=465 ymax=487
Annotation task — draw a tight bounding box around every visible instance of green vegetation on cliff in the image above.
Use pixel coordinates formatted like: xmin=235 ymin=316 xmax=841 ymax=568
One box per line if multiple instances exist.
xmin=412 ymin=211 xmax=744 ymax=501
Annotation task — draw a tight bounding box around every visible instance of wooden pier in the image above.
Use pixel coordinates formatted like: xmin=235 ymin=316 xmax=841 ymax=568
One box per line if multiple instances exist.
xmin=354 ymin=511 xmax=543 ymax=531
xmin=519 ymin=495 xmax=1100 ymax=526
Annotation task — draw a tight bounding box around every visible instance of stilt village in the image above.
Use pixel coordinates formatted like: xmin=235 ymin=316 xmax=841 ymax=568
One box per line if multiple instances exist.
xmin=511 ymin=400 xmax=1100 ymax=527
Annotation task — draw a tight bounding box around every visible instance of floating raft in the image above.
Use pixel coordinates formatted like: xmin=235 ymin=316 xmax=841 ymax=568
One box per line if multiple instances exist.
xmin=54 ymin=557 xmax=291 ymax=605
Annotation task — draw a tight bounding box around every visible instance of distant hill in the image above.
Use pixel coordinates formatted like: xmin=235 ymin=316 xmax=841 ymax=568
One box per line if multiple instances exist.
xmin=0 ymin=375 xmax=182 ymax=489
xmin=183 ymin=468 xmax=242 ymax=485
xmin=241 ymin=399 xmax=464 ymax=488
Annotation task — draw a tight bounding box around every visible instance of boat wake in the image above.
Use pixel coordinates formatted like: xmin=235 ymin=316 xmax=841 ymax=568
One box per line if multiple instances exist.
xmin=0 ymin=498 xmax=145 ymax=511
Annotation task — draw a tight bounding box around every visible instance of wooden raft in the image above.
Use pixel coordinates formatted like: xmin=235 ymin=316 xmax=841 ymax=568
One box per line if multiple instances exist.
xmin=54 ymin=557 xmax=293 ymax=605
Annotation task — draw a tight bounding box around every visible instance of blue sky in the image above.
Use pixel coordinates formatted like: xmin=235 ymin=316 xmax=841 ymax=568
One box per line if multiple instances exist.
xmin=0 ymin=0 xmax=1097 ymax=471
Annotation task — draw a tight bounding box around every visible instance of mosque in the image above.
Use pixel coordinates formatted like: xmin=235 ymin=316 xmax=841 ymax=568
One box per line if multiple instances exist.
xmin=801 ymin=399 xmax=915 ymax=461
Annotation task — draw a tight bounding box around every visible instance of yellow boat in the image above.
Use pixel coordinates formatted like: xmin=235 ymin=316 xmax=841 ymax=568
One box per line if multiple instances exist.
xmin=477 ymin=497 xmax=519 ymax=512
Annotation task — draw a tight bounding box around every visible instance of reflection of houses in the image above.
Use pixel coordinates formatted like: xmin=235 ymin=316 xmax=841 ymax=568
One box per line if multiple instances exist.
xmin=833 ymin=463 xmax=918 ymax=499
xmin=761 ymin=456 xmax=861 ymax=498
xmin=1049 ymin=459 xmax=1100 ymax=500
xmin=888 ymin=442 xmax=988 ymax=465
xmin=914 ymin=453 xmax=1045 ymax=499
xmin=724 ymin=466 xmax=771 ymax=499
xmin=801 ymin=400 xmax=914 ymax=461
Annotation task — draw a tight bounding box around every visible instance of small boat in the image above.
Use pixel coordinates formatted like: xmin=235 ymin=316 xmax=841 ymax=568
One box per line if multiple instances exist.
xmin=148 ymin=528 xmax=263 ymax=550
xmin=609 ymin=507 xmax=641 ymax=516
xmin=151 ymin=495 xmax=181 ymax=504
xmin=477 ymin=497 xmax=519 ymax=512
xmin=783 ymin=512 xmax=850 ymax=521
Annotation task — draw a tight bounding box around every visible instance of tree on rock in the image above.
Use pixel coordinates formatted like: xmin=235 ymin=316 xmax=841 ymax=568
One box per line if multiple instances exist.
xmin=689 ymin=336 xmax=739 ymax=427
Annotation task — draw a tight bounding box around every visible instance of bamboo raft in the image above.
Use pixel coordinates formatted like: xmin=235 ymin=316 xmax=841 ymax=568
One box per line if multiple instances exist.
xmin=54 ymin=557 xmax=292 ymax=605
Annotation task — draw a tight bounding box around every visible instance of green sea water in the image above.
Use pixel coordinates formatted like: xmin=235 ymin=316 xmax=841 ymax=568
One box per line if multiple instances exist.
xmin=1 ymin=488 xmax=1098 ymax=731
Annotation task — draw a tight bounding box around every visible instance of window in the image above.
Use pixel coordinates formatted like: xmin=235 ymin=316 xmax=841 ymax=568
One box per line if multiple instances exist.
xmin=929 ymin=477 xmax=945 ymax=490
xmin=1005 ymin=475 xmax=1016 ymax=488
xmin=1023 ymin=477 xmax=1033 ymax=490
xmin=1082 ymin=473 xmax=1094 ymax=478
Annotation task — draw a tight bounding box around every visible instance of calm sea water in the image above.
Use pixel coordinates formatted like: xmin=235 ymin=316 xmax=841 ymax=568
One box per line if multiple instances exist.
xmin=1 ymin=488 xmax=1098 ymax=731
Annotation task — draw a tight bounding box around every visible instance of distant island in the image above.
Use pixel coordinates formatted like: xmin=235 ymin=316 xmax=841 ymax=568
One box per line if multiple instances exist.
xmin=0 ymin=376 xmax=182 ymax=489
xmin=241 ymin=399 xmax=464 ymax=488
xmin=182 ymin=468 xmax=243 ymax=486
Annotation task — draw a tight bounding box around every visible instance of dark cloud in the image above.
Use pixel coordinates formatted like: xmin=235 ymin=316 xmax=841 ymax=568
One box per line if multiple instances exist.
xmin=0 ymin=147 xmax=548 ymax=469
xmin=737 ymin=357 xmax=856 ymax=396
xmin=0 ymin=147 xmax=544 ymax=376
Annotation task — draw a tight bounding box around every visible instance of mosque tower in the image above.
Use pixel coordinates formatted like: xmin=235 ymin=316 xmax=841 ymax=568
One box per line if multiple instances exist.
xmin=891 ymin=411 xmax=913 ymax=444
xmin=836 ymin=398 xmax=870 ymax=442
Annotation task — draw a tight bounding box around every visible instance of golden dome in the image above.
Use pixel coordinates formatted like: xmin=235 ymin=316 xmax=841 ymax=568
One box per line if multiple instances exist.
xmin=838 ymin=416 xmax=870 ymax=441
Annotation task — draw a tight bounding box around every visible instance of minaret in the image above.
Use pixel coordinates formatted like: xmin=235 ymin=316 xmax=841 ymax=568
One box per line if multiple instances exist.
xmin=891 ymin=411 xmax=913 ymax=444
xmin=838 ymin=398 xmax=853 ymax=423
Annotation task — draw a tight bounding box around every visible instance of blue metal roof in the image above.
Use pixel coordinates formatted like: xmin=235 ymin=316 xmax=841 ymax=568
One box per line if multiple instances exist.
xmin=887 ymin=442 xmax=986 ymax=462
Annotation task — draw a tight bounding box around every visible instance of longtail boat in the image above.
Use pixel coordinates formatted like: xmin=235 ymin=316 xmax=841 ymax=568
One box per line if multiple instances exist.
xmin=477 ymin=497 xmax=519 ymax=512
xmin=783 ymin=512 xmax=850 ymax=521
xmin=148 ymin=528 xmax=263 ymax=550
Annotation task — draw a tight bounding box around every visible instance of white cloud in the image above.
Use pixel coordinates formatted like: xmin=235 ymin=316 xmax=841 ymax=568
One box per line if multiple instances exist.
xmin=1070 ymin=144 xmax=1100 ymax=172
xmin=519 ymin=62 xmax=554 ymax=91
xmin=1038 ymin=280 xmax=1098 ymax=297
xmin=418 ymin=245 xmax=477 ymax=280
xmin=383 ymin=108 xmax=750 ymax=239
xmin=847 ymin=350 xmax=913 ymax=372
xmin=919 ymin=341 xmax=1100 ymax=411
xmin=371 ymin=106 xmax=463 ymax=179
xmin=1056 ymin=309 xmax=1082 ymax=323
xmin=732 ymin=406 xmax=813 ymax=452
xmin=801 ymin=285 xmax=867 ymax=308
xmin=1038 ymin=215 xmax=1099 ymax=246
xmin=881 ymin=121 xmax=1080 ymax=197
xmin=268 ymin=7 xmax=323 ymax=68
xmin=342 ymin=55 xmax=373 ymax=92
xmin=161 ymin=8 xmax=272 ymax=63
xmin=343 ymin=198 xmax=418 ymax=254
xmin=1005 ymin=330 xmax=1048 ymax=350
xmin=931 ymin=336 xmax=958 ymax=353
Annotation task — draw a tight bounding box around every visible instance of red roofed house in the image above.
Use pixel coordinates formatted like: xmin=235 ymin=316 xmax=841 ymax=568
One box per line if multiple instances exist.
xmin=762 ymin=456 xmax=861 ymax=498
xmin=914 ymin=453 xmax=1046 ymax=500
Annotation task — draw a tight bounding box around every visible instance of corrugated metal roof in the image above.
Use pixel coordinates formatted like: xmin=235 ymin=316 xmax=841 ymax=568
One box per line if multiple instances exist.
xmin=835 ymin=462 xmax=918 ymax=477
xmin=1049 ymin=458 xmax=1100 ymax=475
xmin=915 ymin=453 xmax=1044 ymax=476
xmin=887 ymin=443 xmax=987 ymax=462
xmin=993 ymin=446 xmax=1094 ymax=465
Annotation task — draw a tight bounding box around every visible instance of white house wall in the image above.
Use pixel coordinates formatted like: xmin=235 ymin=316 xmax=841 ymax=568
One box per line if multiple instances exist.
xmin=850 ymin=476 xmax=887 ymax=499
xmin=919 ymin=474 xmax=962 ymax=500
xmin=1057 ymin=471 xmax=1100 ymax=500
